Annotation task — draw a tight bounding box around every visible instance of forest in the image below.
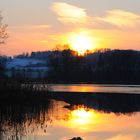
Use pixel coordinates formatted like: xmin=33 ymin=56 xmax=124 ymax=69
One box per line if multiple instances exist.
xmin=1 ymin=48 xmax=140 ymax=84
xmin=47 ymin=48 xmax=140 ymax=83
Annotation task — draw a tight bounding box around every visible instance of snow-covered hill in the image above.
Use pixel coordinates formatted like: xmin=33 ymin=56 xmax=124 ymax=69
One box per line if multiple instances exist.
xmin=6 ymin=58 xmax=47 ymax=69
xmin=5 ymin=58 xmax=49 ymax=78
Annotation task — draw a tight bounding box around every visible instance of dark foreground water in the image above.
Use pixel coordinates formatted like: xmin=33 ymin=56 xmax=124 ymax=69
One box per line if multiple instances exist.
xmin=1 ymin=85 xmax=140 ymax=140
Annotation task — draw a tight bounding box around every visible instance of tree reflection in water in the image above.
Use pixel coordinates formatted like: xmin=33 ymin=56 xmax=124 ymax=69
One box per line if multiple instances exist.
xmin=0 ymin=100 xmax=69 ymax=139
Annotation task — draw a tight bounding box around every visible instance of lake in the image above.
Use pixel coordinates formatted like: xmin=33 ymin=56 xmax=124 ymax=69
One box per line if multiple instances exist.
xmin=0 ymin=84 xmax=140 ymax=140
xmin=51 ymin=84 xmax=140 ymax=93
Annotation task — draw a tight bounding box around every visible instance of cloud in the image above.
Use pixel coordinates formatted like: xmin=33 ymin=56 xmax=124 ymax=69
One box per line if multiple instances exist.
xmin=51 ymin=2 xmax=140 ymax=29
xmin=98 ymin=9 xmax=140 ymax=28
xmin=106 ymin=134 xmax=136 ymax=140
xmin=51 ymin=2 xmax=89 ymax=24
xmin=10 ymin=24 xmax=52 ymax=29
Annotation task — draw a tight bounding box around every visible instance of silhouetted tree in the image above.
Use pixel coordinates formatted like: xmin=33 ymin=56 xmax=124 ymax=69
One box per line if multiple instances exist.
xmin=0 ymin=63 xmax=4 ymax=77
xmin=0 ymin=12 xmax=8 ymax=44
xmin=0 ymin=12 xmax=8 ymax=77
xmin=0 ymin=56 xmax=8 ymax=78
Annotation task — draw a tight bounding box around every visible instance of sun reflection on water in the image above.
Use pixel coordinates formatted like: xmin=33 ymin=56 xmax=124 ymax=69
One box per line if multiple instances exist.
xmin=68 ymin=105 xmax=99 ymax=131
xmin=1 ymin=100 xmax=140 ymax=140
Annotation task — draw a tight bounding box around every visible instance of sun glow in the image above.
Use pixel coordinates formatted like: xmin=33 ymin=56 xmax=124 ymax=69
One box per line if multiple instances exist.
xmin=66 ymin=106 xmax=106 ymax=131
xmin=69 ymin=106 xmax=96 ymax=128
xmin=69 ymin=34 xmax=96 ymax=55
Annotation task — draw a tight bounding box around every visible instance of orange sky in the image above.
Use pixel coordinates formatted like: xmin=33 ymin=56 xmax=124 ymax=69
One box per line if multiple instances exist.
xmin=0 ymin=1 xmax=140 ymax=56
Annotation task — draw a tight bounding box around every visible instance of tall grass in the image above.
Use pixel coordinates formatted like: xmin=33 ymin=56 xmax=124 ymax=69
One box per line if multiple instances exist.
xmin=0 ymin=78 xmax=51 ymax=103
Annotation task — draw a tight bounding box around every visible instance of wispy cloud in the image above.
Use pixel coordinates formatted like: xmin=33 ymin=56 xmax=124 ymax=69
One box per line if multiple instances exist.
xmin=10 ymin=24 xmax=52 ymax=29
xmin=51 ymin=3 xmax=140 ymax=29
xmin=106 ymin=134 xmax=136 ymax=140
xmin=98 ymin=9 xmax=140 ymax=28
xmin=51 ymin=2 xmax=89 ymax=24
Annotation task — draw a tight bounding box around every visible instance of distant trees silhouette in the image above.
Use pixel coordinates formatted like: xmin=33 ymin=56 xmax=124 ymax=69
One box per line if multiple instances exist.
xmin=2 ymin=46 xmax=140 ymax=83
xmin=48 ymin=48 xmax=140 ymax=83
xmin=0 ymin=56 xmax=8 ymax=78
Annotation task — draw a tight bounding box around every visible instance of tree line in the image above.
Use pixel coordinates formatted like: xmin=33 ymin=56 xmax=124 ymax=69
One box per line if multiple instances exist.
xmin=47 ymin=48 xmax=140 ymax=84
xmin=1 ymin=47 xmax=140 ymax=84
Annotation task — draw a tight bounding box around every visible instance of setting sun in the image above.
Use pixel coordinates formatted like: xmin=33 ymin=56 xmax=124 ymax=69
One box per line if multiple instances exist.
xmin=69 ymin=34 xmax=96 ymax=55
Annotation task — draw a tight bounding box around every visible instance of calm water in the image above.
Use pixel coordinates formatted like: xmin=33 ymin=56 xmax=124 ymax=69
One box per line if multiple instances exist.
xmin=51 ymin=84 xmax=140 ymax=93
xmin=1 ymin=84 xmax=140 ymax=140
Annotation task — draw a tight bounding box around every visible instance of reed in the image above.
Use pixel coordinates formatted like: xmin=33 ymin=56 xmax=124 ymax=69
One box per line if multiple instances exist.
xmin=0 ymin=78 xmax=51 ymax=103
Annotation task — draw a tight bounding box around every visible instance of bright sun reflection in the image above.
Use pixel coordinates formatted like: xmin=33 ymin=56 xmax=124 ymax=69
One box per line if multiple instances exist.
xmin=69 ymin=34 xmax=96 ymax=55
xmin=69 ymin=106 xmax=95 ymax=128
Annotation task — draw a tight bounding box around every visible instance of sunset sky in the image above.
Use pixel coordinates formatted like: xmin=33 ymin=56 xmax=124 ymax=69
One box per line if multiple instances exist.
xmin=0 ymin=0 xmax=140 ymax=56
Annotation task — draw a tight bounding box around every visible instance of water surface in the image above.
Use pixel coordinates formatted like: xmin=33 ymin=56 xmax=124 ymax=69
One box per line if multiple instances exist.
xmin=51 ymin=84 xmax=140 ymax=93
xmin=1 ymin=85 xmax=140 ymax=140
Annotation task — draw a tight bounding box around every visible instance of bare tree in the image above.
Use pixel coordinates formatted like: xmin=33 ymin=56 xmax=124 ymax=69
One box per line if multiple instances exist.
xmin=0 ymin=12 xmax=8 ymax=44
